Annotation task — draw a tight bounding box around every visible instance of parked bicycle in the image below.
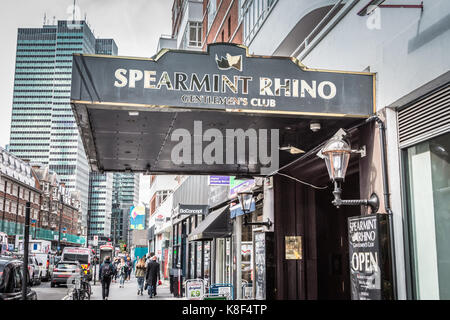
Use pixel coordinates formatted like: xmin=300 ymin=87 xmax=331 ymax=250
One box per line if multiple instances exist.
xmin=68 ymin=273 xmax=91 ymax=300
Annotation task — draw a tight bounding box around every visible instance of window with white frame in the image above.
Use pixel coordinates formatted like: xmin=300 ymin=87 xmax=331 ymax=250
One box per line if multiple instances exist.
xmin=242 ymin=0 xmax=277 ymax=45
xmin=188 ymin=21 xmax=203 ymax=47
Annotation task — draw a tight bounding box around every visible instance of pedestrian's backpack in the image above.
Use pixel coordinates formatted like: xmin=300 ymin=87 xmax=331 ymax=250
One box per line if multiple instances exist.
xmin=103 ymin=263 xmax=113 ymax=279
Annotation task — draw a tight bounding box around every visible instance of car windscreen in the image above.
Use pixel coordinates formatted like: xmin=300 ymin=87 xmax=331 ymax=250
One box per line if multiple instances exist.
xmin=57 ymin=263 xmax=77 ymax=270
xmin=62 ymin=253 xmax=89 ymax=264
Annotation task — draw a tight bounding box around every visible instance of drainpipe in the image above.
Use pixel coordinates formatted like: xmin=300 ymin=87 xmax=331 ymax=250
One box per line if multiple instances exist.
xmin=235 ymin=215 xmax=242 ymax=300
xmin=366 ymin=115 xmax=398 ymax=300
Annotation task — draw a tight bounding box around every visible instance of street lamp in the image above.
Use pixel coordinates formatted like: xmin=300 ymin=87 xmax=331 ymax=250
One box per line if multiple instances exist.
xmin=237 ymin=191 xmax=272 ymax=228
xmin=317 ymin=129 xmax=379 ymax=212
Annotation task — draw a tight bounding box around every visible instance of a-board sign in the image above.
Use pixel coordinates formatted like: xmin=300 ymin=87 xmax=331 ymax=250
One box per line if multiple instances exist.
xmin=348 ymin=214 xmax=393 ymax=300
xmin=186 ymin=280 xmax=205 ymax=300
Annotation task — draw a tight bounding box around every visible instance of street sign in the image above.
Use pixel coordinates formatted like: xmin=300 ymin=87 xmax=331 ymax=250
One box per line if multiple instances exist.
xmin=93 ymin=235 xmax=98 ymax=246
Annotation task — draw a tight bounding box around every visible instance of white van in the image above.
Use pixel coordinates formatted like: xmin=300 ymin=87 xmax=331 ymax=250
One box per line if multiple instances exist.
xmin=61 ymin=247 xmax=93 ymax=280
xmin=0 ymin=232 xmax=8 ymax=255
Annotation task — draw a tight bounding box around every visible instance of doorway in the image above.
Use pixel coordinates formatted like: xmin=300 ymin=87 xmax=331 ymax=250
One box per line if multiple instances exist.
xmin=315 ymin=171 xmax=360 ymax=300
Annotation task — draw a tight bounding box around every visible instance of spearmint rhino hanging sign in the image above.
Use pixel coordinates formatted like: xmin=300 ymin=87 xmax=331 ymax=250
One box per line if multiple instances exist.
xmin=348 ymin=214 xmax=393 ymax=300
xmin=71 ymin=44 xmax=374 ymax=116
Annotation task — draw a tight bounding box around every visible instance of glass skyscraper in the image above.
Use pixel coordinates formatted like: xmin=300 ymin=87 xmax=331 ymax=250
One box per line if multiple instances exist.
xmin=8 ymin=20 xmax=118 ymax=234
xmin=88 ymin=172 xmax=113 ymax=238
xmin=112 ymin=173 xmax=140 ymax=243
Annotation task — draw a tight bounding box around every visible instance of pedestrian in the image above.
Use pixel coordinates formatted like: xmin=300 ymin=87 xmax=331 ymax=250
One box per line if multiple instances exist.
xmin=112 ymin=257 xmax=119 ymax=283
xmin=118 ymin=258 xmax=127 ymax=288
xmin=99 ymin=256 xmax=115 ymax=300
xmin=145 ymin=256 xmax=160 ymax=298
xmin=135 ymin=257 xmax=146 ymax=295
xmin=126 ymin=256 xmax=133 ymax=281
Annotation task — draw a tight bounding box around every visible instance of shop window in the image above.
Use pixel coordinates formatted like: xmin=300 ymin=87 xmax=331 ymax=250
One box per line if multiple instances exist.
xmin=196 ymin=242 xmax=203 ymax=278
xmin=404 ymin=132 xmax=450 ymax=299
xmin=204 ymin=241 xmax=211 ymax=282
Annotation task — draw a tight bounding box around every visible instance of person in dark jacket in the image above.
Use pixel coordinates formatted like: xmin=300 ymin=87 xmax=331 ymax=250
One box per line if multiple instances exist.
xmin=145 ymin=256 xmax=160 ymax=298
xmin=99 ymin=256 xmax=116 ymax=300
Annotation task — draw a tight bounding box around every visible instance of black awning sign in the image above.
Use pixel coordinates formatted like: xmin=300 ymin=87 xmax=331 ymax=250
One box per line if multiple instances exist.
xmin=72 ymin=43 xmax=375 ymax=117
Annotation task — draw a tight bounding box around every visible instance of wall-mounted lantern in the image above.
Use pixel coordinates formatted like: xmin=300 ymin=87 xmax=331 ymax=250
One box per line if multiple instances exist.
xmin=237 ymin=191 xmax=272 ymax=228
xmin=317 ymin=129 xmax=379 ymax=213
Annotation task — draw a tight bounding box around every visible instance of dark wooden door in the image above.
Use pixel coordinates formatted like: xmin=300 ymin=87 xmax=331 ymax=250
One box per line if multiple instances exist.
xmin=315 ymin=172 xmax=360 ymax=300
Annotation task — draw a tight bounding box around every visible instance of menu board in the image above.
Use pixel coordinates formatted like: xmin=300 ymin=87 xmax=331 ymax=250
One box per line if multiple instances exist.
xmin=254 ymin=232 xmax=266 ymax=300
xmin=348 ymin=214 xmax=392 ymax=300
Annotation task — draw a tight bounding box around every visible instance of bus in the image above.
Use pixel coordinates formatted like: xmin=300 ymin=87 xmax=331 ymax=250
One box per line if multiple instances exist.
xmin=61 ymin=247 xmax=93 ymax=280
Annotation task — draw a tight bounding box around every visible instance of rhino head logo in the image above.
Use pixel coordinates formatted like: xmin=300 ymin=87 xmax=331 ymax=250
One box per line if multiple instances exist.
xmin=215 ymin=53 xmax=242 ymax=71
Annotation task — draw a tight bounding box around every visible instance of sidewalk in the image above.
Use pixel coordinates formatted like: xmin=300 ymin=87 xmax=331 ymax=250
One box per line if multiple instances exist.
xmin=91 ymin=272 xmax=181 ymax=300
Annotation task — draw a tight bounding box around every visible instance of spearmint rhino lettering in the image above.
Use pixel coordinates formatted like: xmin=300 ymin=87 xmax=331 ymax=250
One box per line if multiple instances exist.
xmin=113 ymin=69 xmax=336 ymax=99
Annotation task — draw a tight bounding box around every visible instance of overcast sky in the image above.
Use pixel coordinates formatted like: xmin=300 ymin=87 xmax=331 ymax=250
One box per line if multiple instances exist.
xmin=0 ymin=0 xmax=173 ymax=149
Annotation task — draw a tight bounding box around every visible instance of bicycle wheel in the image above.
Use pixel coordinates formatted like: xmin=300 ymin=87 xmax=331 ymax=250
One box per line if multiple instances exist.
xmin=84 ymin=283 xmax=91 ymax=300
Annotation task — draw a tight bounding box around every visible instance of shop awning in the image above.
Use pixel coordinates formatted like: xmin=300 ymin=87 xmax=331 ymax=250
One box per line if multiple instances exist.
xmin=70 ymin=43 xmax=374 ymax=176
xmin=188 ymin=206 xmax=231 ymax=241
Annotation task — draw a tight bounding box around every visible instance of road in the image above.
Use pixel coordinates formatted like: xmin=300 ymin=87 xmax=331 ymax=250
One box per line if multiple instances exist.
xmin=33 ymin=280 xmax=69 ymax=300
xmin=32 ymin=268 xmax=180 ymax=300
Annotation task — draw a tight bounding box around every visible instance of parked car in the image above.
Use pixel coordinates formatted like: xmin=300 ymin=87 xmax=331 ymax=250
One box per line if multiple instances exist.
xmin=0 ymin=257 xmax=37 ymax=300
xmin=32 ymin=253 xmax=56 ymax=282
xmin=50 ymin=260 xmax=82 ymax=288
xmin=27 ymin=256 xmax=41 ymax=286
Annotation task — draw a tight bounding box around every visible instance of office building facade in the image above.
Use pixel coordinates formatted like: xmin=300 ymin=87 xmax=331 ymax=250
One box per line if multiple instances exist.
xmin=8 ymin=20 xmax=118 ymax=234
xmin=111 ymin=173 xmax=140 ymax=244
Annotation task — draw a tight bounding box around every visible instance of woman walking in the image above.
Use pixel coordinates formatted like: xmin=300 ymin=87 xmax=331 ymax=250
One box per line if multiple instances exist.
xmin=135 ymin=257 xmax=146 ymax=295
xmin=118 ymin=258 xmax=127 ymax=288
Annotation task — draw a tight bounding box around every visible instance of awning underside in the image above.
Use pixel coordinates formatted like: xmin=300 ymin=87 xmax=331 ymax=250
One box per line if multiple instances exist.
xmin=71 ymin=102 xmax=361 ymax=175
xmin=188 ymin=206 xmax=232 ymax=241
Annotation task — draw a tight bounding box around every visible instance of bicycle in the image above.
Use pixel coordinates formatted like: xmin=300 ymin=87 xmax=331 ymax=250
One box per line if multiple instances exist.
xmin=69 ymin=273 xmax=91 ymax=300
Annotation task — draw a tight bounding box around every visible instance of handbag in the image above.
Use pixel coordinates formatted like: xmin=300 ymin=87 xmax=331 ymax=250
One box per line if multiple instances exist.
xmin=144 ymin=282 xmax=148 ymax=290
xmin=158 ymin=280 xmax=162 ymax=286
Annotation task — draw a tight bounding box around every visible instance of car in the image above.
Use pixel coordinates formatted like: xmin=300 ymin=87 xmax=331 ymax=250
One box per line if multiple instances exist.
xmin=50 ymin=260 xmax=82 ymax=288
xmin=32 ymin=253 xmax=56 ymax=282
xmin=27 ymin=256 xmax=42 ymax=286
xmin=10 ymin=253 xmax=41 ymax=286
xmin=0 ymin=256 xmax=37 ymax=300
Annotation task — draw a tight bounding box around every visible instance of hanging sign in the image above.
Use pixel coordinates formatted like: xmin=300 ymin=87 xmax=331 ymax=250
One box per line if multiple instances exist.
xmin=348 ymin=214 xmax=393 ymax=300
xmin=71 ymin=43 xmax=374 ymax=117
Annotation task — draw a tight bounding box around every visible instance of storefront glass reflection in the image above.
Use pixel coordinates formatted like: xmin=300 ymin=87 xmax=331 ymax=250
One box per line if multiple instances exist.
xmin=405 ymin=132 xmax=450 ymax=299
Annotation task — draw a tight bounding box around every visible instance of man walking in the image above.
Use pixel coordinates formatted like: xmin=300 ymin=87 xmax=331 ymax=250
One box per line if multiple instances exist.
xmin=99 ymin=256 xmax=115 ymax=300
xmin=145 ymin=256 xmax=160 ymax=298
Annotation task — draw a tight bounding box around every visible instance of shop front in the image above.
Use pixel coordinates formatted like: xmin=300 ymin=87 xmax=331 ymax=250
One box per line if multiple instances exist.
xmin=170 ymin=204 xmax=208 ymax=297
xmin=70 ymin=42 xmax=377 ymax=300
xmin=395 ymin=75 xmax=450 ymax=300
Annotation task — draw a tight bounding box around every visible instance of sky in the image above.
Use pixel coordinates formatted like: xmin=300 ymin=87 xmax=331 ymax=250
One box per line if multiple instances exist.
xmin=0 ymin=0 xmax=173 ymax=149
xmin=0 ymin=0 xmax=173 ymax=205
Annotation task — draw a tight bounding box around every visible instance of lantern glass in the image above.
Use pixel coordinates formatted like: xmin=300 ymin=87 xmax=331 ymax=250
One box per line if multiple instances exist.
xmin=321 ymin=138 xmax=352 ymax=181
xmin=323 ymin=150 xmax=351 ymax=181
xmin=238 ymin=192 xmax=253 ymax=212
